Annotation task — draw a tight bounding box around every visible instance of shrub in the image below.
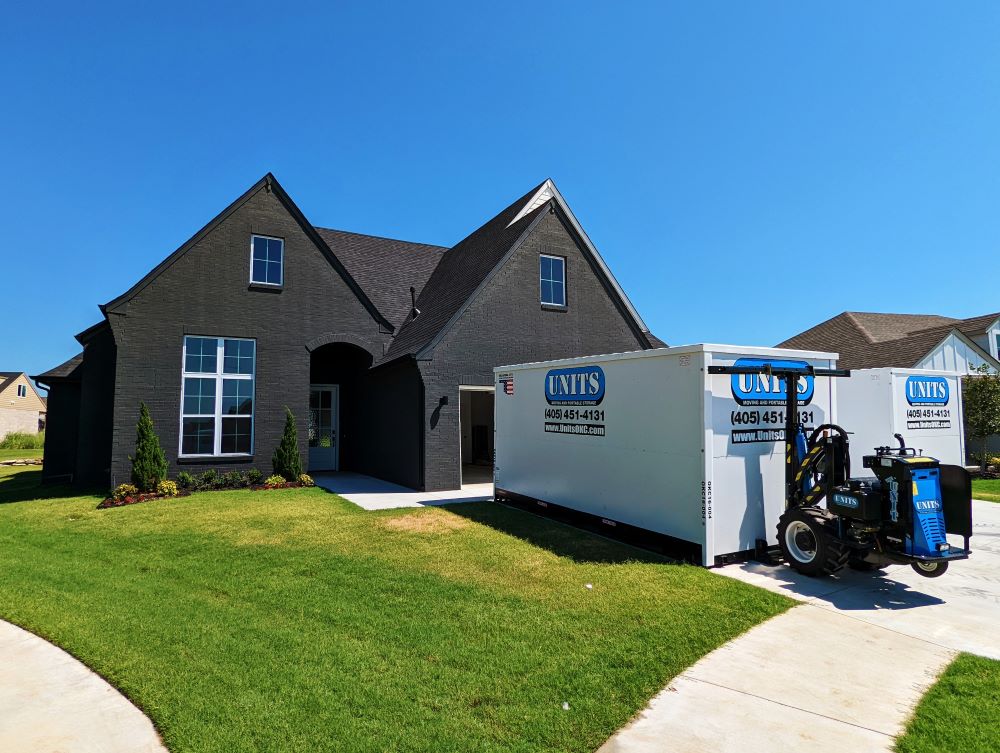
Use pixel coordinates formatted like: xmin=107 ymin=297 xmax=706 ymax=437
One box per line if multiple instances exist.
xmin=272 ymin=408 xmax=302 ymax=481
xmin=220 ymin=470 xmax=245 ymax=489
xmin=177 ymin=471 xmax=197 ymax=490
xmin=157 ymin=480 xmax=179 ymax=497
xmin=199 ymin=469 xmax=219 ymax=488
xmin=130 ymin=403 xmax=167 ymax=492
xmin=111 ymin=483 xmax=139 ymax=501
xmin=298 ymin=473 xmax=315 ymax=487
xmin=264 ymin=474 xmax=286 ymax=488
xmin=247 ymin=468 xmax=264 ymax=486
xmin=0 ymin=430 xmax=45 ymax=450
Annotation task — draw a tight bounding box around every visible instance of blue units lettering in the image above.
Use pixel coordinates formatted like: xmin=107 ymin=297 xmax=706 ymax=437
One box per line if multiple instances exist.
xmin=545 ymin=366 xmax=606 ymax=406
xmin=905 ymin=376 xmax=949 ymax=405
xmin=833 ymin=493 xmax=859 ymax=508
xmin=730 ymin=358 xmax=815 ymax=407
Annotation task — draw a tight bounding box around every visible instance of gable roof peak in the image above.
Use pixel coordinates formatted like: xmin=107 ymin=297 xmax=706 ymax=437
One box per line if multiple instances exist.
xmin=507 ymin=178 xmax=556 ymax=227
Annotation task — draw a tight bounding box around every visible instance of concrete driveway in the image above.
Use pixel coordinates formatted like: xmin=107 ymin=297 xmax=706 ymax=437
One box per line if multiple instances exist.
xmin=719 ymin=499 xmax=1000 ymax=659
xmin=599 ymin=500 xmax=999 ymax=753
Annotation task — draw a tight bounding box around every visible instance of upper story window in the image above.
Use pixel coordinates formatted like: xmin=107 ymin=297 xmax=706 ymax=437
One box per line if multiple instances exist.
xmin=180 ymin=336 xmax=256 ymax=457
xmin=250 ymin=235 xmax=283 ymax=286
xmin=540 ymin=254 xmax=566 ymax=307
xmin=16 ymin=384 xmax=27 ymax=397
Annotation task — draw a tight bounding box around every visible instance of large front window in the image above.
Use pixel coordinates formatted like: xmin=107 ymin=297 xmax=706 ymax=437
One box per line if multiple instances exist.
xmin=180 ymin=336 xmax=255 ymax=456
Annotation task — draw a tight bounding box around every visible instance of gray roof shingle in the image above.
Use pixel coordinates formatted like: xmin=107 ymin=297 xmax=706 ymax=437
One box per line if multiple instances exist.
xmin=313 ymin=228 xmax=447 ymax=328
xmin=382 ymin=182 xmax=550 ymax=361
xmin=779 ymin=311 xmax=1000 ymax=370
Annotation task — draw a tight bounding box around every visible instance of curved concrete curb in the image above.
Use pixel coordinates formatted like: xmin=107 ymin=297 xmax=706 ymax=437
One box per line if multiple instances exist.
xmin=0 ymin=620 xmax=167 ymax=753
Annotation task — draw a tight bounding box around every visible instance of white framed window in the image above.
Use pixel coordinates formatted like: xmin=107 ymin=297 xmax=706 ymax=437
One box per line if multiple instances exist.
xmin=180 ymin=336 xmax=256 ymax=457
xmin=16 ymin=384 xmax=27 ymax=397
xmin=250 ymin=235 xmax=283 ymax=286
xmin=540 ymin=254 xmax=566 ymax=307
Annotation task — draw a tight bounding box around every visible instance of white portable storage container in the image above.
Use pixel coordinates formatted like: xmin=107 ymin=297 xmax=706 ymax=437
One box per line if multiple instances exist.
xmin=494 ymin=345 xmax=838 ymax=566
xmin=837 ymin=368 xmax=965 ymax=473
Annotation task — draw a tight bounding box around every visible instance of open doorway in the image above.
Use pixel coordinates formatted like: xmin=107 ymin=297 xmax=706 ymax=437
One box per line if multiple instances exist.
xmin=460 ymin=387 xmax=494 ymax=485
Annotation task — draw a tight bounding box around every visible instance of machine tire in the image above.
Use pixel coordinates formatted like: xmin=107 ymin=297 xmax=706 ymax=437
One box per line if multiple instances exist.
xmin=777 ymin=507 xmax=849 ymax=577
xmin=911 ymin=560 xmax=949 ymax=578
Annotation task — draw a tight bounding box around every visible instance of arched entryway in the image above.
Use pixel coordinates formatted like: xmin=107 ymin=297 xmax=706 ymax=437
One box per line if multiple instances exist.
xmin=308 ymin=343 xmax=373 ymax=472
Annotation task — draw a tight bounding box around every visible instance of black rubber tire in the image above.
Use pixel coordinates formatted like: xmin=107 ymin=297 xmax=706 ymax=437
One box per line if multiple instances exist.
xmin=911 ymin=560 xmax=949 ymax=578
xmin=777 ymin=507 xmax=849 ymax=577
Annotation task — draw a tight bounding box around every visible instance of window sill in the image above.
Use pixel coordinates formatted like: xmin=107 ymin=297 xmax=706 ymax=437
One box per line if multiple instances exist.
xmin=541 ymin=303 xmax=568 ymax=312
xmin=248 ymin=283 xmax=283 ymax=293
xmin=177 ymin=455 xmax=254 ymax=465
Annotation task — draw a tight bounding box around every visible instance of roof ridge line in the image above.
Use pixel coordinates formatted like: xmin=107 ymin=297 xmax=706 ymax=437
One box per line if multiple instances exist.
xmin=314 ymin=226 xmax=448 ymax=251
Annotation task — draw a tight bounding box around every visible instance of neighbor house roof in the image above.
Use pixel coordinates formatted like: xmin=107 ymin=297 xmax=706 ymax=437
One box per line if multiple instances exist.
xmin=313 ymin=228 xmax=447 ymax=328
xmin=0 ymin=372 xmax=22 ymax=393
xmin=779 ymin=311 xmax=1000 ymax=370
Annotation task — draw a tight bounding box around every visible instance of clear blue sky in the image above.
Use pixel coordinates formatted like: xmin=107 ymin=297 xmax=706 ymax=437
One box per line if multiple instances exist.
xmin=4 ymin=2 xmax=999 ymax=377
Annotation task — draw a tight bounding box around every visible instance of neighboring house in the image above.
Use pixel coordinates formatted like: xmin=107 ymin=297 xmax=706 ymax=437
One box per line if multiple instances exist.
xmin=34 ymin=174 xmax=661 ymax=489
xmin=778 ymin=311 xmax=1000 ymax=373
xmin=0 ymin=372 xmax=46 ymax=438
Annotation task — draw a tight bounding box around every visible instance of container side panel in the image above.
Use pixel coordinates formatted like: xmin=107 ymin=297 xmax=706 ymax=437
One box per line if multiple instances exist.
xmin=494 ymin=354 xmax=705 ymax=549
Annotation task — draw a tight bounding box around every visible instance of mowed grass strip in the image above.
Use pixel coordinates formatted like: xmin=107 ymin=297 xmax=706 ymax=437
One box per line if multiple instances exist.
xmin=0 ymin=465 xmax=789 ymax=753
xmin=896 ymin=653 xmax=1000 ymax=753
xmin=971 ymin=478 xmax=1000 ymax=502
xmin=0 ymin=447 xmax=44 ymax=462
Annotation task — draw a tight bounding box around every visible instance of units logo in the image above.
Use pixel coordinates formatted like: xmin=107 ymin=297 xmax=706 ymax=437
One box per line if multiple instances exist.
xmin=905 ymin=375 xmax=949 ymax=406
xmin=833 ymin=493 xmax=859 ymax=509
xmin=729 ymin=358 xmax=815 ymax=407
xmin=545 ymin=365 xmax=605 ymax=405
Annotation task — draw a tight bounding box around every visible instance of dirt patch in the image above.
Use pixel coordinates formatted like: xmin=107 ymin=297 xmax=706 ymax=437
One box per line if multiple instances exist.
xmin=379 ymin=509 xmax=471 ymax=535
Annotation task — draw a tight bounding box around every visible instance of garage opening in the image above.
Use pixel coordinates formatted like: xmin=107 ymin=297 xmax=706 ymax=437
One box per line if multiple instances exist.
xmin=460 ymin=387 xmax=494 ymax=485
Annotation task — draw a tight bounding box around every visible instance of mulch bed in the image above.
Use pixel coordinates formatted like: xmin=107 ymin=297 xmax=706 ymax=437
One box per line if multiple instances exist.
xmin=97 ymin=482 xmax=308 ymax=509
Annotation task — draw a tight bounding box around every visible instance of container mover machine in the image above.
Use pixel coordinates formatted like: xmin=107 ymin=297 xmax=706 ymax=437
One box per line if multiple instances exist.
xmin=494 ymin=345 xmax=973 ymax=576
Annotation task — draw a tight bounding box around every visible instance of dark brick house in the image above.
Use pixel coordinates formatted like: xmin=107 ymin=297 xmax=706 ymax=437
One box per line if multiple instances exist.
xmin=35 ymin=174 xmax=660 ymax=490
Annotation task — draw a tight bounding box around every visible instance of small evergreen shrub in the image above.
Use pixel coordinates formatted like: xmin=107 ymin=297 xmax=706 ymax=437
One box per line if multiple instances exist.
xmin=247 ymin=468 xmax=264 ymax=485
xmin=220 ymin=470 xmax=245 ymax=488
xmin=199 ymin=469 xmax=219 ymax=488
xmin=298 ymin=473 xmax=315 ymax=487
xmin=111 ymin=483 xmax=139 ymax=501
xmin=130 ymin=403 xmax=167 ymax=492
xmin=157 ymin=480 xmax=179 ymax=497
xmin=177 ymin=471 xmax=197 ymax=490
xmin=264 ymin=474 xmax=286 ymax=488
xmin=272 ymin=408 xmax=302 ymax=481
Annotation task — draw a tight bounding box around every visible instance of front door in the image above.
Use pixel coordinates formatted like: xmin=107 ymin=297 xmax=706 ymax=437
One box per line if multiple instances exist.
xmin=308 ymin=385 xmax=339 ymax=471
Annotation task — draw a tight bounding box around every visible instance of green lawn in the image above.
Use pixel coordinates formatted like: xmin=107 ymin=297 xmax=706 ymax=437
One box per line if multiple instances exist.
xmin=0 ymin=465 xmax=789 ymax=753
xmin=896 ymin=653 xmax=1000 ymax=753
xmin=0 ymin=447 xmax=43 ymax=462
xmin=971 ymin=478 xmax=1000 ymax=502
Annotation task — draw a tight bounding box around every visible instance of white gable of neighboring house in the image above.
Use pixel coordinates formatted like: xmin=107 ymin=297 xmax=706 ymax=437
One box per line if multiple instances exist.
xmin=915 ymin=331 xmax=998 ymax=374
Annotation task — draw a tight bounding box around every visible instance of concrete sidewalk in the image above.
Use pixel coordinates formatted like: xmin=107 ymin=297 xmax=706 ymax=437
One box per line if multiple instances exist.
xmin=314 ymin=471 xmax=493 ymax=510
xmin=599 ymin=501 xmax=999 ymax=753
xmin=598 ymin=604 xmax=953 ymax=753
xmin=0 ymin=620 xmax=166 ymax=753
